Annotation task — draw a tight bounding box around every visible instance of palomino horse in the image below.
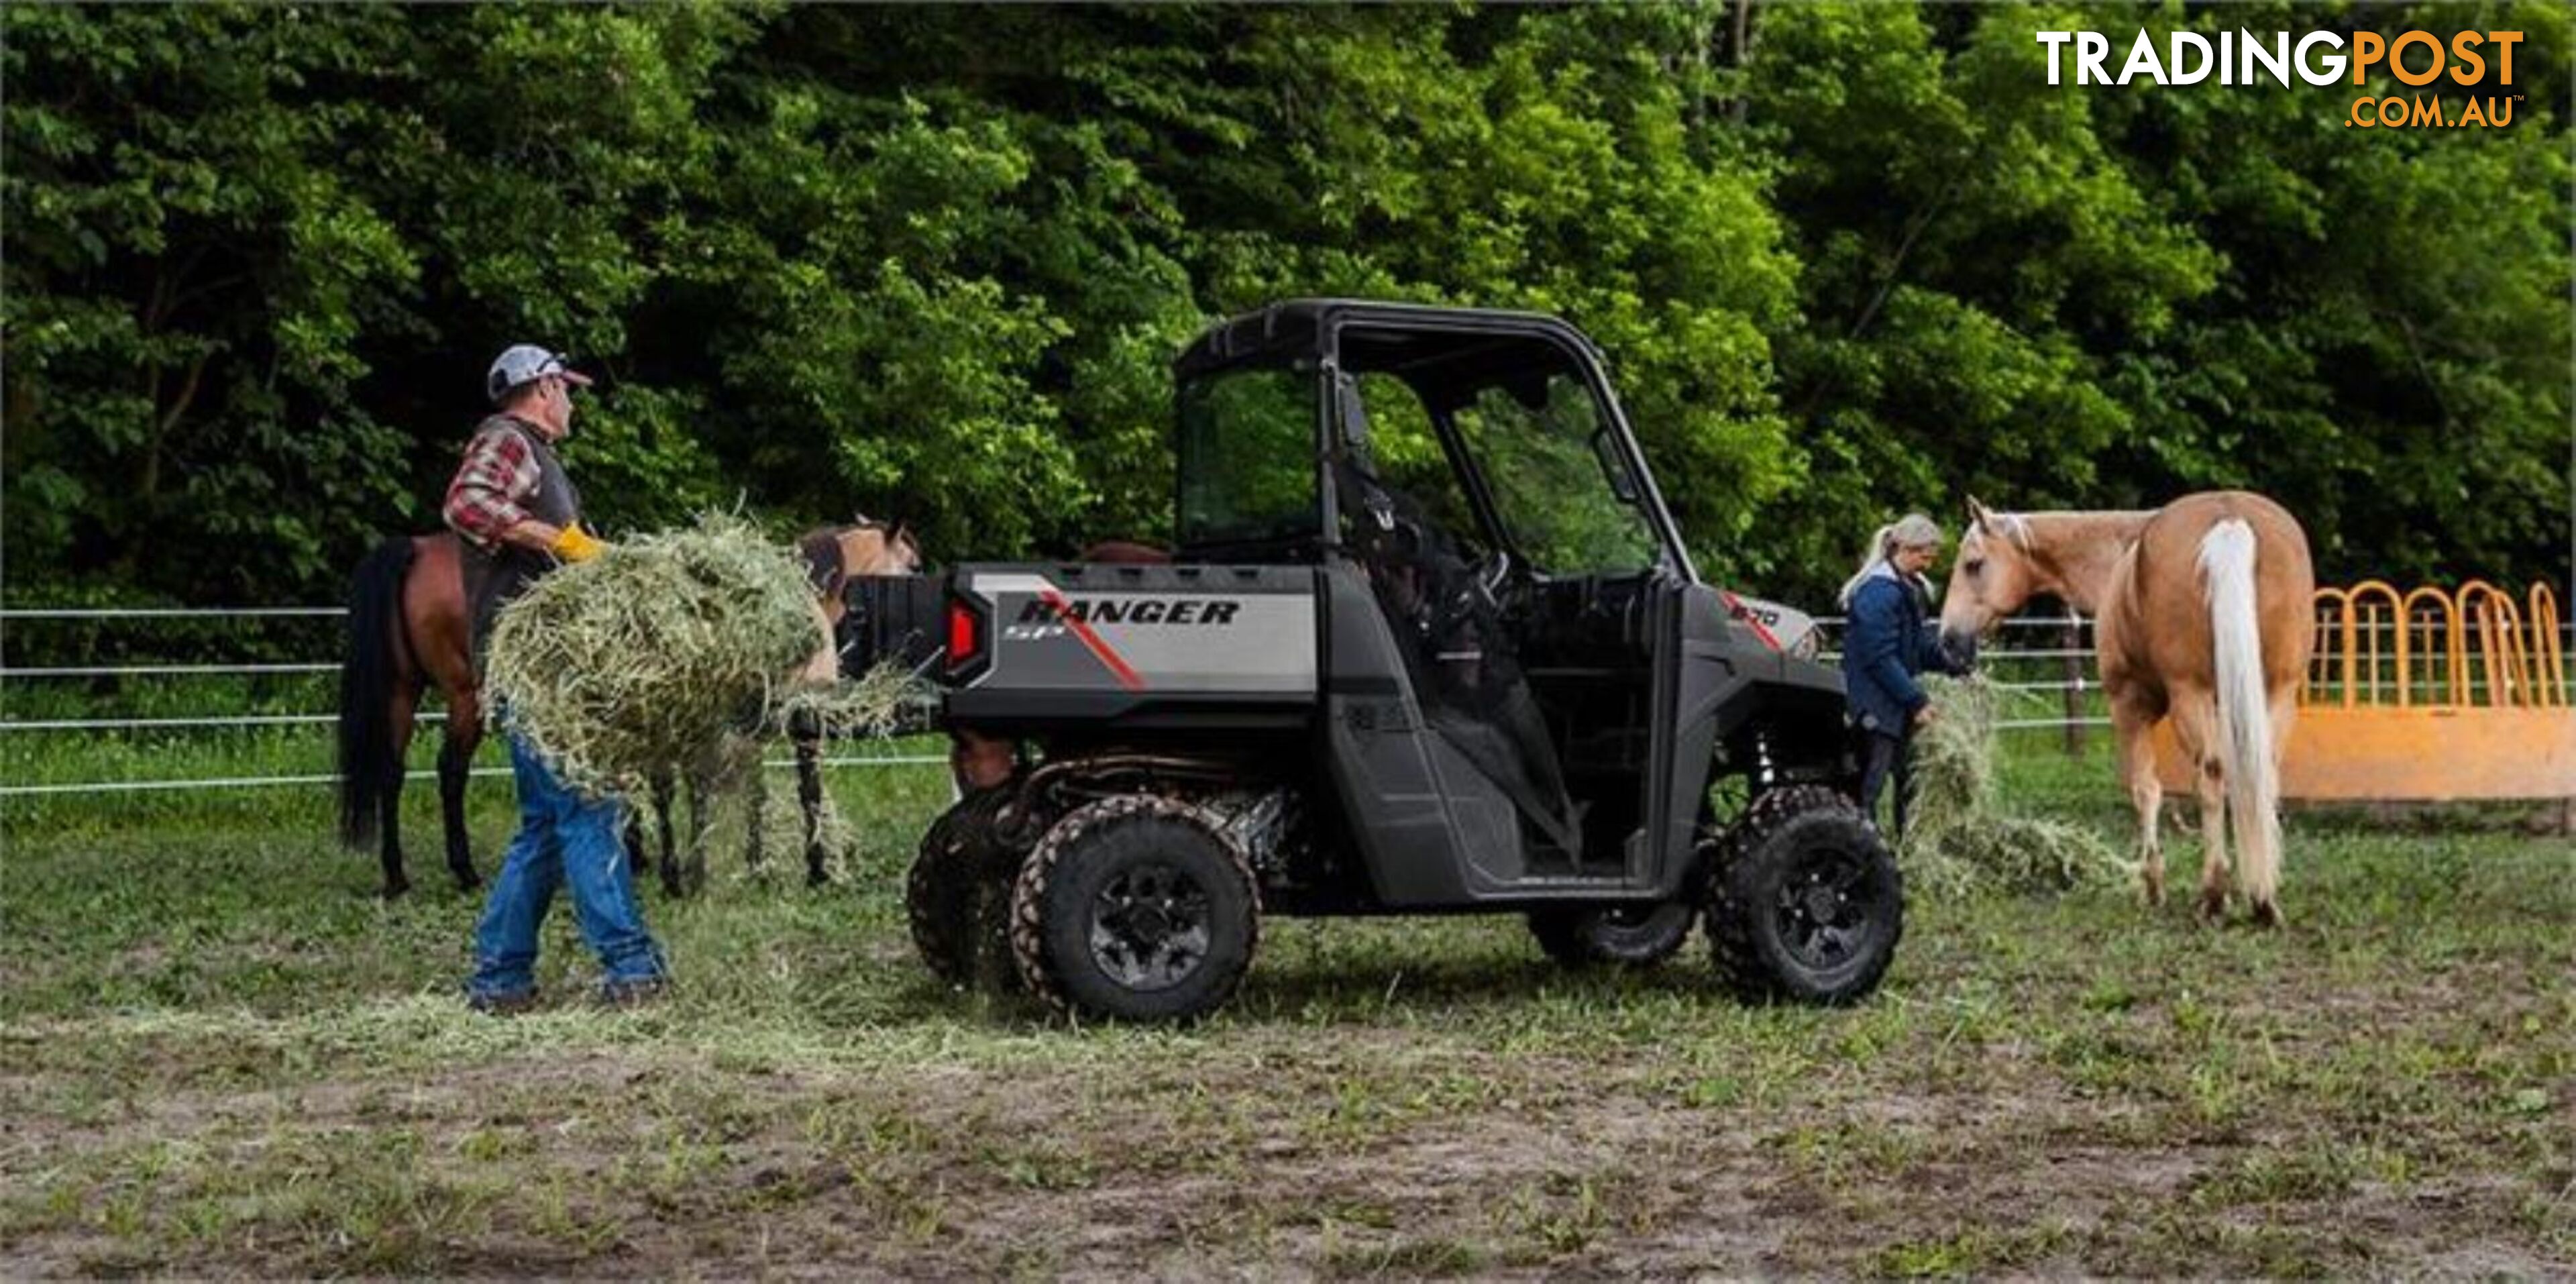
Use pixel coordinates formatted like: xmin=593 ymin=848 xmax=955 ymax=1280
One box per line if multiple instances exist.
xmin=1935 ymin=492 xmax=2314 ymax=925
xmin=335 ymin=521 xmax=920 ymax=898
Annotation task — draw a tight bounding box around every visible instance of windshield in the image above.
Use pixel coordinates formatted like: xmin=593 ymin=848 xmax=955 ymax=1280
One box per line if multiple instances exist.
xmin=1177 ymin=365 xmax=1318 ymax=549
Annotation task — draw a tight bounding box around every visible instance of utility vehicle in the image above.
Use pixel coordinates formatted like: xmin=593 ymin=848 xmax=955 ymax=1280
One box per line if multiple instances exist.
xmin=841 ymin=300 xmax=1901 ymax=1022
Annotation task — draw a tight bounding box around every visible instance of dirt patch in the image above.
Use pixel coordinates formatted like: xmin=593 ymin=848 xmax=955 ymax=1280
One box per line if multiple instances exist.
xmin=15 ymin=1031 xmax=2563 ymax=1278
xmin=7 ymin=809 xmax=2572 ymax=1277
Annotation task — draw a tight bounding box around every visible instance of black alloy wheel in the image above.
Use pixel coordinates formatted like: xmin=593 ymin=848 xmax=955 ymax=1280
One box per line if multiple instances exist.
xmin=1010 ymin=796 xmax=1260 ymax=1023
xmin=1706 ymin=785 xmax=1905 ymax=1004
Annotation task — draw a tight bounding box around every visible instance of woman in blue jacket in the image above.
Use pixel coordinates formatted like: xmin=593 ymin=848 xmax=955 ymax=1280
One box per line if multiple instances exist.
xmin=1838 ymin=513 xmax=1965 ymax=838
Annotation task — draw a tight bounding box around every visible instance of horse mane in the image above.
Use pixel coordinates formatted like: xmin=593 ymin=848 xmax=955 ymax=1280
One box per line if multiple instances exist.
xmin=1968 ymin=507 xmax=2161 ymax=617
xmin=1982 ymin=511 xmax=2033 ymax=553
xmin=794 ymin=529 xmax=846 ymax=597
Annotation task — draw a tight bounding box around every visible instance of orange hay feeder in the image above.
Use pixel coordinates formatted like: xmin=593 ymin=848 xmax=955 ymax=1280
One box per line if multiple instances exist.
xmin=2155 ymin=582 xmax=2573 ymax=803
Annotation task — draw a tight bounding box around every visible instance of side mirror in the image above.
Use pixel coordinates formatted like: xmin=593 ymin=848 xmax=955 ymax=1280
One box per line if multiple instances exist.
xmin=1592 ymin=429 xmax=1640 ymax=504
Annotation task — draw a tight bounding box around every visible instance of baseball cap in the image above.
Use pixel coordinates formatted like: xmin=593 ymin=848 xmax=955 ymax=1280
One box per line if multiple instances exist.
xmin=486 ymin=345 xmax=595 ymax=404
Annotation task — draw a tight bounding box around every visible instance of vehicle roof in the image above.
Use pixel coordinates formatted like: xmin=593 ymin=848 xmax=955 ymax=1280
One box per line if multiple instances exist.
xmin=1173 ymin=299 xmax=1603 ymax=378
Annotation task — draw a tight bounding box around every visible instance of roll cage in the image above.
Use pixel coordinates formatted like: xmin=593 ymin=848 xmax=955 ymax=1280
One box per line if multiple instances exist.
xmin=1173 ymin=299 xmax=1698 ymax=582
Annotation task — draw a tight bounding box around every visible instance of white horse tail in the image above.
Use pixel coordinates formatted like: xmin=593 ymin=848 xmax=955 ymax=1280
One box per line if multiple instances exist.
xmin=2198 ymin=519 xmax=2280 ymax=912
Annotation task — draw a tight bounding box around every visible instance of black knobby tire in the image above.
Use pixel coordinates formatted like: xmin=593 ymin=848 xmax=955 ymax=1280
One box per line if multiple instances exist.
xmin=906 ymin=785 xmax=1018 ymax=990
xmin=1527 ymin=902 xmax=1697 ymax=968
xmin=1705 ymin=784 xmax=1904 ymax=1004
xmin=1009 ymin=796 xmax=1260 ymax=1024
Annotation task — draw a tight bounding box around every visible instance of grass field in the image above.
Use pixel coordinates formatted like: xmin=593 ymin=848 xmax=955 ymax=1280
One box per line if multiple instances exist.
xmin=3 ymin=721 xmax=2571 ymax=1277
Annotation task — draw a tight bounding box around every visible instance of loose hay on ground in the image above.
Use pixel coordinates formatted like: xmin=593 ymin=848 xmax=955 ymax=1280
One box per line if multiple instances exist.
xmin=1902 ymin=675 xmax=2129 ymax=896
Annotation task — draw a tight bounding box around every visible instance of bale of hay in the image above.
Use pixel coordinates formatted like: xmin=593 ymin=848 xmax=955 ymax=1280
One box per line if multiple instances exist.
xmin=1901 ymin=674 xmax=2129 ymax=896
xmin=485 ymin=513 xmax=914 ymax=802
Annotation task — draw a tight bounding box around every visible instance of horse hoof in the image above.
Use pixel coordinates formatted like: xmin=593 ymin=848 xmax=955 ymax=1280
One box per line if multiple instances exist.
xmin=2249 ymin=900 xmax=2283 ymax=930
xmin=381 ymin=880 xmax=411 ymax=902
xmin=2198 ymin=888 xmax=2228 ymax=923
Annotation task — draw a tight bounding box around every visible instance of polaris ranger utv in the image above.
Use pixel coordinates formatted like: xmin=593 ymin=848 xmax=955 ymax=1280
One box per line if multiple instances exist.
xmin=843 ymin=300 xmax=1902 ymax=1023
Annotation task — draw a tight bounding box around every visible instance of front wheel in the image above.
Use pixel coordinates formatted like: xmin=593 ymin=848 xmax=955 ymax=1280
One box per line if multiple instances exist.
xmin=1010 ymin=796 xmax=1260 ymax=1024
xmin=1527 ymin=902 xmax=1696 ymax=968
xmin=1705 ymin=785 xmax=1904 ymax=1004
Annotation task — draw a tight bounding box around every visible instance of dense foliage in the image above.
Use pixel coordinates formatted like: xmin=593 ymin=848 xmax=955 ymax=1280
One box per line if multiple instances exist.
xmin=6 ymin=2 xmax=2567 ymax=610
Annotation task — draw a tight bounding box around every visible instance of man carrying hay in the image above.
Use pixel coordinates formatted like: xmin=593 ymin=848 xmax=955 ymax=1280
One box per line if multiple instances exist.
xmin=444 ymin=344 xmax=668 ymax=1013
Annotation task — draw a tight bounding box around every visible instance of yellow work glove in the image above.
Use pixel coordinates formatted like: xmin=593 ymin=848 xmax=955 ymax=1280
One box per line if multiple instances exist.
xmin=550 ymin=522 xmax=607 ymax=564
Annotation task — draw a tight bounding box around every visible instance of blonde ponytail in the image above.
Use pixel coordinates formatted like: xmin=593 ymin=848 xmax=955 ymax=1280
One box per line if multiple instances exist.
xmin=1836 ymin=513 xmax=1945 ymax=608
xmin=1837 ymin=523 xmax=1899 ymax=608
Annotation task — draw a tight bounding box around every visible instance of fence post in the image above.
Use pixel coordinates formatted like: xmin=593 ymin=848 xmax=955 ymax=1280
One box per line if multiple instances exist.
xmin=2061 ymin=617 xmax=2087 ymax=757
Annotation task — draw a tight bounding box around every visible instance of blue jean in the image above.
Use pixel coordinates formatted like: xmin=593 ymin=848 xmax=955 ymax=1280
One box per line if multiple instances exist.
xmin=468 ymin=734 xmax=666 ymax=999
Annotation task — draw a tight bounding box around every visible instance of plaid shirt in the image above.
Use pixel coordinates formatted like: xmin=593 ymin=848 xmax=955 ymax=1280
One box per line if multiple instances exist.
xmin=443 ymin=418 xmax=544 ymax=549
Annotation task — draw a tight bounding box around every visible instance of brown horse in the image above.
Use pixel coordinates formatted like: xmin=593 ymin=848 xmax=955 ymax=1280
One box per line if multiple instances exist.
xmin=335 ymin=521 xmax=920 ymax=898
xmin=1935 ymin=492 xmax=2314 ymax=925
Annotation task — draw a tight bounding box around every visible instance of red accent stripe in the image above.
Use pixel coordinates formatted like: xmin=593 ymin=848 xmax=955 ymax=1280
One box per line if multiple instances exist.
xmin=1039 ymin=588 xmax=1146 ymax=691
xmin=1721 ymin=592 xmax=1783 ymax=653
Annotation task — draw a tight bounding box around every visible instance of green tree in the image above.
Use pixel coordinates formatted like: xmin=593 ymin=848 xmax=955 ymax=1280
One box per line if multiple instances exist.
xmin=1 ymin=4 xmax=749 ymax=604
xmin=3 ymin=2 xmax=2564 ymax=617
xmin=2088 ymin=1 xmax=2572 ymax=586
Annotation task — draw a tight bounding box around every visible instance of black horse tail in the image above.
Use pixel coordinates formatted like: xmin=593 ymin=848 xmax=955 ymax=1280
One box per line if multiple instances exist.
xmin=337 ymin=537 xmax=415 ymax=849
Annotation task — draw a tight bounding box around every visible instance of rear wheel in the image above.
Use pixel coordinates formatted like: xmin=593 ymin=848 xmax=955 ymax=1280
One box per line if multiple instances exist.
xmin=1010 ymin=796 xmax=1260 ymax=1024
xmin=906 ymin=785 xmax=1018 ymax=991
xmin=1706 ymin=785 xmax=1903 ymax=1004
xmin=1526 ymin=902 xmax=1695 ymax=968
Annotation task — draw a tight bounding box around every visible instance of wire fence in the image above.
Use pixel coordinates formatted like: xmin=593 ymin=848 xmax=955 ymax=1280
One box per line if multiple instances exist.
xmin=4 ymin=603 xmax=2570 ymax=800
xmin=0 ymin=603 xmax=953 ymax=801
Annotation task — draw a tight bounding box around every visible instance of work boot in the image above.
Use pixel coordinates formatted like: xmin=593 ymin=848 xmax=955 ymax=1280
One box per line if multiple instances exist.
xmin=467 ymin=987 xmax=540 ymax=1016
xmin=598 ymin=975 xmax=669 ymax=1009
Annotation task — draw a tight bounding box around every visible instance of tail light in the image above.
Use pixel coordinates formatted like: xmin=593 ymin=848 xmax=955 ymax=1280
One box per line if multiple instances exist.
xmin=946 ymin=597 xmax=982 ymax=670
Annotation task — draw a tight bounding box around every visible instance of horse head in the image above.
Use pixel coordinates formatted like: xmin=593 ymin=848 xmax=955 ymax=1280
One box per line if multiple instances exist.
xmin=847 ymin=514 xmax=922 ymax=578
xmin=800 ymin=516 xmax=924 ymax=610
xmin=1937 ymin=497 xmax=2040 ymax=668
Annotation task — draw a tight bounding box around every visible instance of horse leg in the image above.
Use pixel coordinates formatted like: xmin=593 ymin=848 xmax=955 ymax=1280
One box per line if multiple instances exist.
xmin=439 ymin=690 xmax=484 ymax=893
xmin=684 ymin=772 xmax=709 ymax=896
xmin=649 ymin=770 xmax=684 ymax=898
xmin=744 ymin=752 xmax=769 ymax=876
xmin=621 ymin=794 xmax=649 ymax=884
xmin=2194 ymin=759 xmax=2231 ymax=924
xmin=2166 ymin=692 xmax=2231 ymax=923
xmin=794 ymin=711 xmax=828 ymax=888
xmin=2110 ymin=692 xmax=2165 ymax=907
xmin=381 ymin=686 xmax=419 ymax=899
xmin=618 ymin=773 xmax=655 ymax=886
